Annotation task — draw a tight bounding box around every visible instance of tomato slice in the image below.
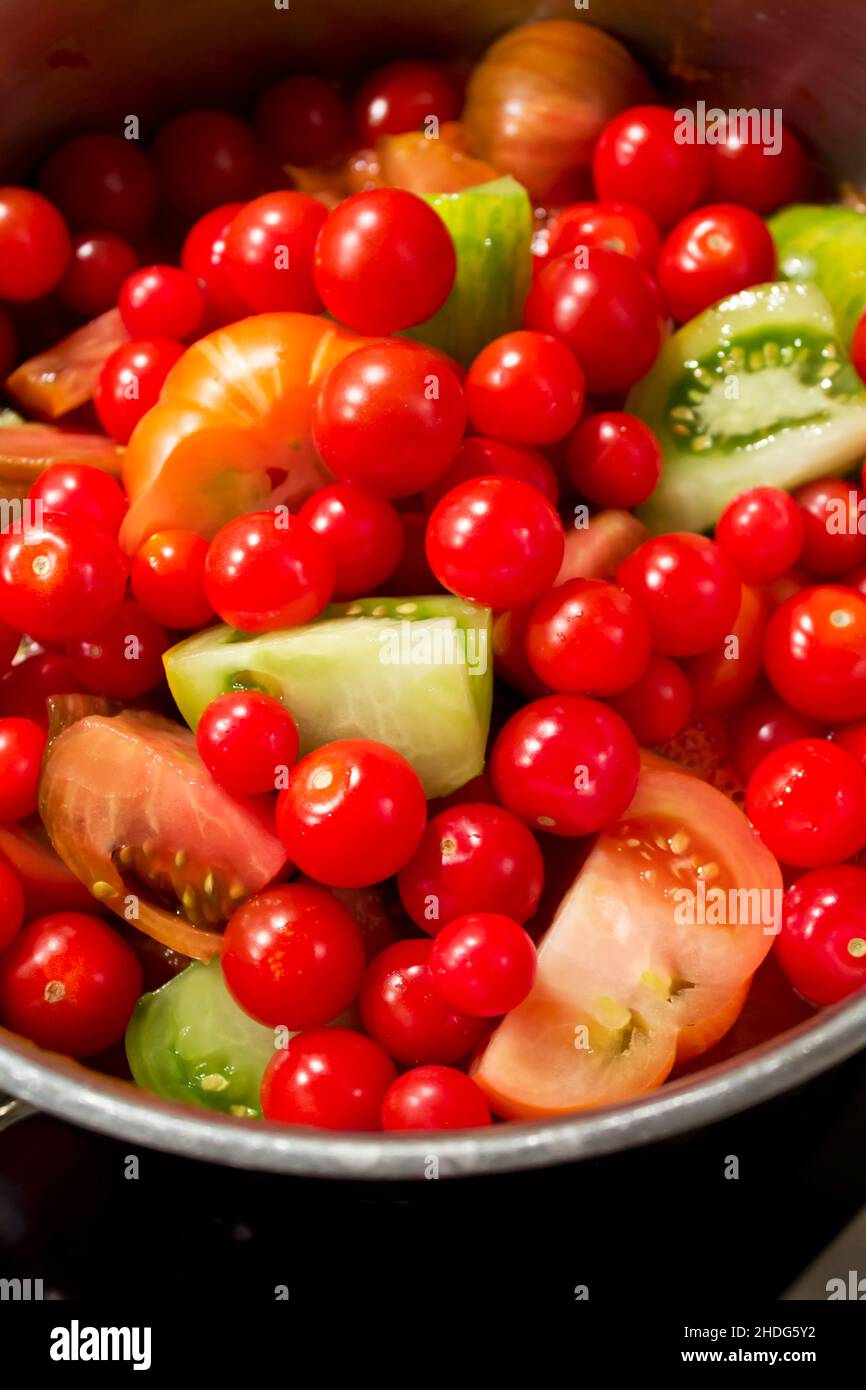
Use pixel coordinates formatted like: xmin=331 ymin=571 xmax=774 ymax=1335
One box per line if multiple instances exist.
xmin=5 ymin=309 xmax=128 ymax=420
xmin=375 ymin=123 xmax=500 ymax=195
xmin=39 ymin=696 xmax=289 ymax=960
xmin=0 ymin=817 xmax=97 ymax=918
xmin=472 ymin=752 xmax=781 ymax=1118
xmin=118 ymin=312 xmax=370 ymax=553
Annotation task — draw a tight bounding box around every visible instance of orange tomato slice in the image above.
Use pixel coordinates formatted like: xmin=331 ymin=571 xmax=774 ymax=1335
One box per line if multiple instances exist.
xmin=5 ymin=309 xmax=128 ymax=420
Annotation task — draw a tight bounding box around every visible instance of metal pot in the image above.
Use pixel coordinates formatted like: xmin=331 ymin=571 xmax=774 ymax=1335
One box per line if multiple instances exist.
xmin=1 ymin=0 xmax=865 ymax=1178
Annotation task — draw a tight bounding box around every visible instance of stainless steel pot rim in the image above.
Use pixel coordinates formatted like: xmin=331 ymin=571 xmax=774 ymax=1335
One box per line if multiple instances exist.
xmin=1 ymin=988 xmax=864 ymax=1179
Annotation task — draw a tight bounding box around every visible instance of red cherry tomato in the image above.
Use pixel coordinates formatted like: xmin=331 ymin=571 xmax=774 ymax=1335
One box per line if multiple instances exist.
xmin=314 ymin=188 xmax=456 ymax=334
xmin=746 ymin=738 xmax=866 ymax=867
xmin=729 ymin=696 xmax=822 ymax=784
xmin=67 ymin=599 xmax=168 ymax=699
xmin=354 ymin=60 xmax=461 ymax=142
xmin=0 ymin=911 xmax=142 ymax=1057
xmin=381 ymin=1065 xmax=491 ymax=1131
xmin=360 ymin=938 xmax=485 ymax=1065
xmin=464 ymin=331 xmax=584 ymax=446
xmin=0 ymin=860 xmax=24 ymax=953
xmin=0 ymin=513 xmax=127 ymax=643
xmin=426 ymin=476 xmax=564 ymax=610
xmin=0 ymin=718 xmax=46 ymax=820
xmin=222 ymin=884 xmax=365 ymax=1029
xmin=298 ymin=484 xmax=404 ymax=599
xmin=0 ymin=651 xmax=81 ymax=726
xmin=544 ymin=200 xmax=661 ymax=273
xmin=491 ymin=693 xmax=640 ymax=836
xmin=277 ymin=738 xmax=427 ymax=888
xmin=0 ymin=188 xmax=71 ymax=302
xmin=94 ymin=338 xmax=185 ymax=445
xmin=223 ymin=192 xmax=328 ymax=314
xmin=39 ymin=134 xmax=158 ymax=236
xmin=256 ymin=76 xmax=348 ymax=166
xmin=422 ymin=436 xmax=559 ymax=512
xmin=261 ymin=1027 xmax=397 ymax=1130
xmin=592 ymin=105 xmax=710 ymax=228
xmin=657 ymin=204 xmax=777 ymax=323
xmin=566 ymin=411 xmax=662 ymax=510
xmin=152 ymin=110 xmax=259 ymax=219
xmin=716 ymin=486 xmax=804 ymax=583
xmin=708 ymin=121 xmax=807 ymax=214
xmin=779 ymin=866 xmax=866 ymax=1006
xmin=608 ymin=654 xmax=693 ymax=746
xmin=28 ymin=463 xmax=127 ymax=537
xmin=58 ymin=232 xmax=139 ymax=317
xmin=196 ymin=691 xmax=299 ymax=796
xmin=764 ymin=586 xmax=866 ymax=722
xmin=795 ymin=478 xmax=866 ymax=577
xmin=130 ymin=529 xmax=214 ymax=630
xmin=525 ymin=577 xmax=651 ymax=695
xmin=397 ymin=801 xmax=544 ymax=933
xmin=181 ymin=202 xmax=248 ymax=325
xmin=204 ymin=510 xmax=335 ymax=633
xmin=525 ymin=249 xmax=666 ymax=394
xmin=686 ymin=582 xmax=767 ymax=716
xmin=313 ymin=341 xmax=466 ymax=499
xmin=118 ymin=264 xmax=206 ymax=341
xmin=428 ymin=912 xmax=536 ymax=1017
xmin=617 ymin=532 xmax=741 ymax=657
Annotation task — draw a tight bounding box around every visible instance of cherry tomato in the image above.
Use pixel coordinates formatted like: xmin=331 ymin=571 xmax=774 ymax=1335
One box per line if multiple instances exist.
xmin=795 ymin=478 xmax=866 ymax=577
xmin=716 ymin=486 xmax=804 ymax=584
xmin=261 ymin=1027 xmax=397 ymax=1130
xmin=28 ymin=463 xmax=127 ymax=537
xmin=0 ymin=860 xmax=24 ymax=953
xmin=313 ymin=341 xmax=466 ymax=499
xmin=360 ymin=938 xmax=485 ymax=1065
xmin=298 ymin=483 xmax=404 ymax=599
xmin=526 ymin=577 xmax=651 ymax=695
xmin=729 ymin=696 xmax=822 ymax=784
xmin=686 ymin=582 xmax=767 ymax=715
xmin=491 ymin=693 xmax=640 ymax=836
xmin=256 ymin=75 xmax=347 ymax=166
xmin=277 ymin=738 xmax=427 ymax=888
xmin=422 ymin=436 xmax=559 ymax=512
xmin=544 ymin=200 xmax=661 ymax=274
xmin=67 ymin=598 xmax=168 ymax=699
xmin=204 ymin=510 xmax=335 ymax=633
xmin=152 ymin=110 xmax=259 ymax=218
xmin=426 ymin=476 xmax=564 ymax=609
xmin=708 ymin=121 xmax=807 ymax=214
xmin=0 ymin=513 xmax=127 ymax=643
xmin=94 ymin=338 xmax=185 ymax=445
xmin=39 ymin=134 xmax=158 ymax=236
xmin=429 ymin=912 xmax=536 ymax=1017
xmin=764 ymin=586 xmax=866 ymax=721
xmin=118 ymin=264 xmax=206 ymax=341
xmin=196 ymin=691 xmax=299 ymax=796
xmin=0 ymin=650 xmax=81 ymax=727
xmin=592 ymin=105 xmax=710 ymax=228
xmin=0 ymin=188 xmax=70 ymax=301
xmin=566 ymin=411 xmax=661 ymax=510
xmin=658 ymin=204 xmax=776 ymax=322
xmin=397 ymin=801 xmax=544 ymax=932
xmin=130 ymin=529 xmax=214 ymax=629
xmin=608 ymin=654 xmax=693 ymax=746
xmin=779 ymin=866 xmax=866 ymax=1006
xmin=314 ymin=188 xmax=456 ymax=334
xmin=525 ymin=249 xmax=666 ymax=394
xmin=830 ymin=719 xmax=866 ymax=772
xmin=617 ymin=532 xmax=741 ymax=657
xmin=354 ymin=60 xmax=461 ymax=142
xmin=0 ymin=911 xmax=142 ymax=1056
xmin=381 ymin=1064 xmax=491 ymax=1131
xmin=222 ymin=883 xmax=365 ymax=1029
xmin=180 ymin=202 xmax=248 ymax=325
xmin=464 ymin=331 xmax=584 ymax=446
xmin=58 ymin=232 xmax=139 ymax=317
xmin=746 ymin=738 xmax=866 ymax=867
xmin=0 ymin=718 xmax=46 ymax=820
xmin=223 ymin=192 xmax=328 ymax=314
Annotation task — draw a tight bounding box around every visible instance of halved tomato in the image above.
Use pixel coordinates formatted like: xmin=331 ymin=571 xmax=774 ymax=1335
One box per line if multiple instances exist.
xmin=5 ymin=309 xmax=128 ymax=420
xmin=118 ymin=312 xmax=370 ymax=553
xmin=39 ymin=696 xmax=289 ymax=960
xmin=472 ymin=752 xmax=781 ymax=1118
xmin=0 ymin=818 xmax=97 ymax=918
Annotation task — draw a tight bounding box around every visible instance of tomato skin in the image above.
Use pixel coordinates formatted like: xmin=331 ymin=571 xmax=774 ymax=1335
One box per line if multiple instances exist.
xmin=764 ymin=586 xmax=866 ymax=722
xmin=314 ymin=188 xmax=456 ymax=335
xmin=298 ymin=484 xmax=404 ymax=599
xmin=204 ymin=510 xmax=335 ymax=634
xmin=0 ymin=719 xmax=46 ymax=820
xmin=354 ymin=60 xmax=461 ymax=142
xmin=795 ymin=478 xmax=866 ymax=577
xmin=0 ymin=860 xmax=24 ymax=953
xmin=686 ymin=583 xmax=767 ymax=715
xmin=261 ymin=1027 xmax=397 ymax=1130
xmin=422 ymin=436 xmax=559 ymax=512
xmin=746 ymin=738 xmax=866 ymax=868
xmin=277 ymin=739 xmax=427 ymax=889
xmin=67 ymin=599 xmax=169 ymax=700
xmin=491 ymin=693 xmax=640 ymax=836
xmin=465 ymin=331 xmax=585 ymax=446
xmin=0 ymin=912 xmax=143 ymax=1057
xmin=59 ymin=232 xmax=139 ymax=317
xmin=397 ymin=802 xmax=544 ymax=933
xmin=119 ymin=264 xmax=207 ymax=341
xmin=0 ymin=513 xmax=127 ymax=644
xmin=592 ymin=105 xmax=710 ymax=228
xmin=607 ymin=654 xmax=693 ymax=746
xmin=28 ymin=463 xmax=127 ymax=537
xmin=130 ymin=529 xmax=214 ymax=630
xmin=524 ymin=249 xmax=666 ymax=394
xmin=39 ymin=134 xmax=157 ymax=236
xmin=544 ymin=200 xmax=661 ymax=273
xmin=256 ymin=76 xmax=347 ymax=166
xmin=526 ymin=577 xmax=651 ymax=696
xmin=566 ymin=412 xmax=661 ymax=510
xmin=716 ymin=487 xmax=804 ymax=584
xmin=0 ymin=652 xmax=81 ymax=727
xmin=381 ymin=1065 xmax=491 ymax=1131
xmin=729 ymin=696 xmax=822 ymax=784
xmin=830 ymin=719 xmax=866 ymax=772
xmin=779 ymin=866 xmax=866 ymax=1005
xmin=152 ymin=109 xmax=259 ymax=218
xmin=426 ymin=476 xmax=564 ymax=610
xmin=196 ymin=691 xmax=299 ymax=797
xmin=657 ymin=204 xmax=777 ymax=323
xmin=180 ymin=202 xmax=248 ymax=325
xmin=708 ymin=122 xmax=806 ymax=215
xmin=428 ymin=912 xmax=536 ymax=1017
xmin=360 ymin=939 xmax=485 ymax=1065
xmin=0 ymin=188 xmax=71 ymax=302
xmin=223 ymin=192 xmax=328 ymax=314
xmin=222 ymin=884 xmax=366 ymax=1030
xmin=94 ymin=338 xmax=186 ymax=445
xmin=617 ymin=532 xmax=741 ymax=658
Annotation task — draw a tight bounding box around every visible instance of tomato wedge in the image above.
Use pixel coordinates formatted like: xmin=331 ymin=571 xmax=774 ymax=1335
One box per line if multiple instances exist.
xmin=119 ymin=312 xmax=369 ymax=553
xmin=5 ymin=309 xmax=128 ymax=420
xmin=472 ymin=752 xmax=781 ymax=1118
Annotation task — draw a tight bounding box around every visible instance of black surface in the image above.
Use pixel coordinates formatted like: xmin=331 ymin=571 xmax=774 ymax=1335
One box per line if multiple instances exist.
xmin=1 ymin=1047 xmax=865 ymax=1307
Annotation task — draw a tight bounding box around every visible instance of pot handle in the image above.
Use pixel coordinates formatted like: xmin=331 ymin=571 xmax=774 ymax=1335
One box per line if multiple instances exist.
xmin=0 ymin=1089 xmax=37 ymax=1133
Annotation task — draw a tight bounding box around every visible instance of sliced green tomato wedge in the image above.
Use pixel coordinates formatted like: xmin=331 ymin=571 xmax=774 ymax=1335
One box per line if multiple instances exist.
xmin=769 ymin=204 xmax=866 ymax=342
xmin=404 ymin=176 xmax=532 ymax=365
xmin=164 ymin=595 xmax=492 ymax=799
xmin=125 ymin=958 xmax=275 ymax=1118
xmin=628 ymin=281 xmax=866 ymax=534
